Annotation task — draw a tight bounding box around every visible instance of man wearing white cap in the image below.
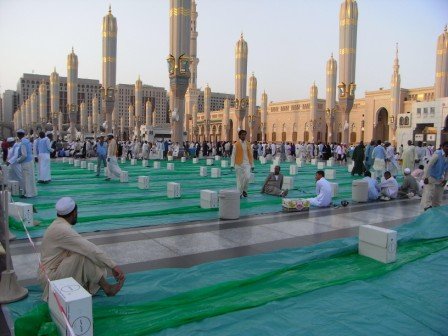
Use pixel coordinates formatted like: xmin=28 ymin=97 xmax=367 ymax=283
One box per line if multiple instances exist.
xmin=5 ymin=137 xmax=23 ymax=185
xmin=36 ymin=131 xmax=54 ymax=183
xmin=38 ymin=197 xmax=125 ymax=301
xmin=398 ymin=168 xmax=420 ymax=198
xmin=16 ymin=129 xmax=37 ymax=198
xmin=105 ymin=133 xmax=122 ymax=181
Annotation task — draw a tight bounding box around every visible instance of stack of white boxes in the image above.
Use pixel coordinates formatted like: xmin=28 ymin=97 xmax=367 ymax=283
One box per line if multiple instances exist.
xmin=325 ymin=169 xmax=336 ymax=180
xmin=273 ymin=158 xmax=280 ymax=166
xmin=153 ymin=161 xmax=161 ymax=169
xmin=8 ymin=180 xmax=20 ymax=196
xmin=259 ymin=156 xmax=267 ymax=164
xmin=317 ymin=162 xmax=325 ymax=169
xmin=138 ymin=176 xmax=149 ymax=189
xmin=200 ymin=166 xmax=208 ymax=176
xmin=49 ymin=277 xmax=93 ymax=336
xmin=297 ymin=160 xmax=303 ymax=168
xmin=167 ymin=182 xmax=181 ymax=198
xmin=74 ymin=159 xmax=80 ymax=167
xmin=352 ymin=180 xmax=369 ymax=202
xmin=311 ymin=159 xmax=317 ymax=165
xmin=121 ymin=157 xmax=126 ymax=164
xmin=181 ymin=157 xmax=187 ymax=163
xmin=221 ymin=160 xmax=229 ymax=168
xmin=206 ymin=158 xmax=214 ymax=166
xmin=120 ymin=171 xmax=129 ymax=183
xmin=142 ymin=160 xmax=149 ymax=167
xmin=80 ymin=161 xmax=87 ymax=169
xmin=131 ymin=159 xmax=136 ymax=165
xmin=211 ymin=168 xmax=221 ymax=178
xmin=289 ymin=165 xmax=297 ymax=175
xmin=87 ymin=162 xmax=94 ymax=171
xmin=359 ymin=225 xmax=397 ymax=263
xmin=327 ymin=158 xmax=334 ymax=167
xmin=9 ymin=202 xmax=34 ymax=227
xmin=283 ymin=176 xmax=294 ymax=190
xmin=167 ymin=163 xmax=175 ymax=171
xmin=295 ymin=158 xmax=302 ymax=165
xmin=62 ymin=157 xmax=68 ymax=163
xmin=200 ymin=190 xmax=218 ymax=209
xmin=329 ymin=182 xmax=339 ymax=197
xmin=192 ymin=158 xmax=199 ymax=164
xmin=214 ymin=155 xmax=221 ymax=161
xmin=270 ymin=164 xmax=276 ymax=173
xmin=167 ymin=156 xmax=174 ymax=161
xmin=347 ymin=163 xmax=354 ymax=173
xmin=69 ymin=158 xmax=74 ymax=164
xmin=94 ymin=164 xmax=98 ymax=172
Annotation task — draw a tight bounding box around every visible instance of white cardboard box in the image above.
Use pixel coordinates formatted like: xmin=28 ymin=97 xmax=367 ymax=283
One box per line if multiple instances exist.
xmin=327 ymin=159 xmax=334 ymax=167
xmin=9 ymin=202 xmax=34 ymax=227
xmin=358 ymin=225 xmax=397 ymax=264
xmin=62 ymin=157 xmax=68 ymax=163
xmin=167 ymin=182 xmax=181 ymax=198
xmin=8 ymin=180 xmax=20 ymax=196
xmin=80 ymin=161 xmax=87 ymax=169
xmin=329 ymin=182 xmax=339 ymax=197
xmin=87 ymin=162 xmax=94 ymax=171
xmin=181 ymin=157 xmax=186 ymax=163
xmin=283 ymin=176 xmax=294 ymax=190
xmin=211 ymin=168 xmax=221 ymax=178
xmin=68 ymin=158 xmax=74 ymax=165
xmin=138 ymin=176 xmax=149 ymax=189
xmin=270 ymin=164 xmax=276 ymax=173
xmin=297 ymin=160 xmax=303 ymax=168
xmin=214 ymin=155 xmax=221 ymax=161
xmin=221 ymin=160 xmax=229 ymax=168
xmin=131 ymin=159 xmax=136 ymax=165
xmin=142 ymin=160 xmax=149 ymax=167
xmin=317 ymin=162 xmax=325 ymax=169
xmin=200 ymin=166 xmax=208 ymax=176
xmin=325 ymin=169 xmax=336 ymax=180
xmin=48 ymin=277 xmax=93 ymax=336
xmin=74 ymin=159 xmax=80 ymax=167
xmin=347 ymin=163 xmax=354 ymax=173
xmin=153 ymin=161 xmax=161 ymax=169
xmin=200 ymin=190 xmax=218 ymax=208
xmin=259 ymin=156 xmax=267 ymax=164
xmin=167 ymin=156 xmax=174 ymax=161
xmin=167 ymin=163 xmax=175 ymax=171
xmin=121 ymin=157 xmax=126 ymax=164
xmin=94 ymin=164 xmax=98 ymax=172
xmin=120 ymin=171 xmax=129 ymax=183
xmin=311 ymin=159 xmax=317 ymax=165
xmin=289 ymin=165 xmax=297 ymax=175
xmin=273 ymin=159 xmax=280 ymax=166
xmin=206 ymin=158 xmax=214 ymax=166
xmin=192 ymin=158 xmax=199 ymax=164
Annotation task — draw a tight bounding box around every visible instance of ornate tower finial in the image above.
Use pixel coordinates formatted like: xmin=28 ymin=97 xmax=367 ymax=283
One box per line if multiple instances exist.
xmin=395 ymin=42 xmax=398 ymax=57
xmin=71 ymin=46 xmax=74 ymax=53
xmin=109 ymin=5 xmax=112 ymax=14
xmin=241 ymin=32 xmax=244 ymax=39
xmin=331 ymin=52 xmax=333 ymax=58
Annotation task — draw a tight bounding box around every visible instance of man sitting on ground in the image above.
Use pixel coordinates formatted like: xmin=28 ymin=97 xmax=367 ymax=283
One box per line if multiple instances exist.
xmin=398 ymin=168 xmax=420 ymax=198
xmin=38 ymin=197 xmax=125 ymax=301
xmin=362 ymin=171 xmax=380 ymax=201
xmin=307 ymin=170 xmax=332 ymax=207
xmin=379 ymin=171 xmax=399 ymax=201
xmin=261 ymin=165 xmax=288 ymax=197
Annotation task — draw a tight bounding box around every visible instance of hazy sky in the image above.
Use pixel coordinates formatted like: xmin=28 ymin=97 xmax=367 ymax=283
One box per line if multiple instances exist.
xmin=0 ymin=0 xmax=447 ymax=103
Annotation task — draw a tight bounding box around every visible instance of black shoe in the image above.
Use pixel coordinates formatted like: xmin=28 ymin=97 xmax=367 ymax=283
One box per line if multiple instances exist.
xmin=242 ymin=191 xmax=248 ymax=197
xmin=20 ymin=195 xmax=28 ymax=199
xmin=424 ymin=206 xmax=432 ymax=211
xmin=105 ymin=178 xmax=111 ymax=181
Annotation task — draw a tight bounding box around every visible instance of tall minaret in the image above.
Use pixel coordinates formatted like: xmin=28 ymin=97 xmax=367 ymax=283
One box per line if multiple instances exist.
xmin=435 ymin=25 xmax=448 ymax=99
xmin=102 ymin=6 xmax=118 ymax=133
xmin=261 ymin=91 xmax=268 ymax=142
xmin=184 ymin=0 xmax=199 ymax=140
xmin=25 ymin=98 xmax=31 ymax=130
xmin=39 ymin=81 xmax=47 ymax=127
xmin=390 ymin=44 xmax=401 ymax=143
xmin=234 ymin=33 xmax=248 ymax=132
xmin=50 ymin=68 xmax=60 ymax=133
xmin=168 ymin=0 xmax=191 ymax=146
xmin=204 ymin=84 xmax=211 ymax=141
xmin=145 ymin=100 xmax=153 ymax=142
xmin=338 ymin=0 xmax=358 ymax=143
xmin=31 ymin=92 xmax=38 ymax=131
xmin=80 ymin=101 xmax=87 ymax=134
xmin=192 ymin=103 xmax=198 ymax=141
xmin=325 ymin=54 xmax=337 ymax=143
xmin=128 ymin=104 xmax=135 ymax=140
xmin=67 ymin=47 xmax=78 ymax=141
xmin=309 ymin=82 xmax=318 ymax=143
xmin=135 ymin=76 xmax=143 ymax=139
xmin=222 ymin=99 xmax=230 ymax=142
xmin=248 ymin=72 xmax=257 ymax=142
xmin=92 ymin=96 xmax=99 ymax=135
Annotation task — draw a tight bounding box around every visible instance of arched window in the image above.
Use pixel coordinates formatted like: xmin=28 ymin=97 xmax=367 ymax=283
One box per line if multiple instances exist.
xmin=399 ymin=117 xmax=404 ymax=126
xmin=404 ymin=116 xmax=409 ymax=125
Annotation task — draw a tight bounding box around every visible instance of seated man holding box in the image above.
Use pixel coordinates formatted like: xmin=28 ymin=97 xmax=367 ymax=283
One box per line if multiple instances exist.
xmin=261 ymin=165 xmax=288 ymax=197
xmin=38 ymin=197 xmax=125 ymax=301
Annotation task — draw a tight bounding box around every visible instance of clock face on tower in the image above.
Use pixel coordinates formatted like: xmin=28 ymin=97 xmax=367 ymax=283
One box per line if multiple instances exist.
xmin=107 ymin=88 xmax=114 ymax=98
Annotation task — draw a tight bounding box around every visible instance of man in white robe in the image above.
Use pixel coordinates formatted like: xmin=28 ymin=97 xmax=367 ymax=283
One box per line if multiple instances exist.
xmin=379 ymin=171 xmax=399 ymax=200
xmin=6 ymin=137 xmax=23 ymax=185
xmin=231 ymin=130 xmax=254 ymax=197
xmin=36 ymin=131 xmax=54 ymax=183
xmin=16 ymin=130 xmax=37 ymax=198
xmin=38 ymin=197 xmax=125 ymax=301
xmin=105 ymin=134 xmax=122 ymax=181
xmin=307 ymin=170 xmax=332 ymax=207
xmin=401 ymin=140 xmax=417 ymax=173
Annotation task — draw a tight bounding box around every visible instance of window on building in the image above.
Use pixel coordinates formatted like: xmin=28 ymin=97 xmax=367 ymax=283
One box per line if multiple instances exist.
xmin=423 ymin=108 xmax=428 ymax=117
xmin=417 ymin=108 xmax=421 ymax=117
xmin=430 ymin=107 xmax=435 ymax=117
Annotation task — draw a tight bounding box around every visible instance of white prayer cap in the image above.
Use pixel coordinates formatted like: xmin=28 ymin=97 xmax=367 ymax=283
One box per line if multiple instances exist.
xmin=404 ymin=168 xmax=411 ymax=174
xmin=55 ymin=197 xmax=76 ymax=216
xmin=107 ymin=133 xmax=114 ymax=137
xmin=45 ymin=131 xmax=53 ymax=136
xmin=7 ymin=137 xmax=15 ymax=142
xmin=16 ymin=129 xmax=25 ymax=134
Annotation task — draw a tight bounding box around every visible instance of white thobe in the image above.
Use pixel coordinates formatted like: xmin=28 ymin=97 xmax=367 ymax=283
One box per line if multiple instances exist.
xmin=380 ymin=177 xmax=399 ymax=199
xmin=231 ymin=140 xmax=253 ymax=193
xmin=7 ymin=143 xmax=23 ymax=185
xmin=308 ymin=177 xmax=332 ymax=207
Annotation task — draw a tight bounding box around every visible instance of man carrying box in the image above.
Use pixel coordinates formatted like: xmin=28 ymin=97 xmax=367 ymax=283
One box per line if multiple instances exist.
xmin=38 ymin=197 xmax=125 ymax=301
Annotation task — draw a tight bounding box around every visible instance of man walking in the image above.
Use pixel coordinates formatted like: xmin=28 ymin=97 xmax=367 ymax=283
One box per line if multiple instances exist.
xmin=231 ymin=130 xmax=254 ymax=198
xmin=95 ymin=135 xmax=108 ymax=177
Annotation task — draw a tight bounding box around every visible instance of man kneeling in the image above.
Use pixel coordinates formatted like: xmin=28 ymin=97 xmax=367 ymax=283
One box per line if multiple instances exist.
xmin=307 ymin=170 xmax=332 ymax=207
xmin=261 ymin=165 xmax=288 ymax=197
xmin=38 ymin=197 xmax=125 ymax=301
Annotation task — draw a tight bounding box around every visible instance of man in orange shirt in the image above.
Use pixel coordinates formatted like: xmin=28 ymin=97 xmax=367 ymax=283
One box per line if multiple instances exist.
xmin=231 ymin=130 xmax=254 ymax=197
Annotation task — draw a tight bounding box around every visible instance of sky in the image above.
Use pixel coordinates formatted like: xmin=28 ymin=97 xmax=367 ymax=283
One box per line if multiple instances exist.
xmin=0 ymin=0 xmax=447 ymax=103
